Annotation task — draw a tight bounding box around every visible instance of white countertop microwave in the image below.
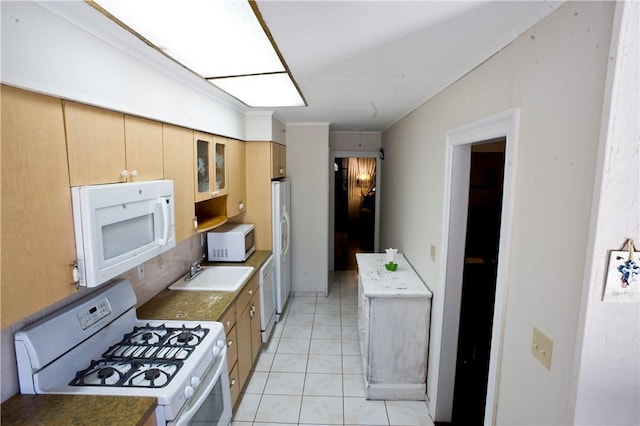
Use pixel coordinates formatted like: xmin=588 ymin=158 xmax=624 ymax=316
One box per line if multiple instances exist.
xmin=207 ymin=223 xmax=255 ymax=262
xmin=71 ymin=180 xmax=176 ymax=287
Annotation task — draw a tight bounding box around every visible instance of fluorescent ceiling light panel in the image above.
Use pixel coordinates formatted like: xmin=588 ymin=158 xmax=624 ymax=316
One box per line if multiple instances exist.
xmin=93 ymin=0 xmax=304 ymax=106
xmin=211 ymin=73 xmax=305 ymax=107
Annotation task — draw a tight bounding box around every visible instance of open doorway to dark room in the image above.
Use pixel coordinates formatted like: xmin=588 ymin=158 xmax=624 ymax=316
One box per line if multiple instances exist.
xmin=452 ymin=139 xmax=506 ymax=424
xmin=334 ymin=157 xmax=376 ymax=270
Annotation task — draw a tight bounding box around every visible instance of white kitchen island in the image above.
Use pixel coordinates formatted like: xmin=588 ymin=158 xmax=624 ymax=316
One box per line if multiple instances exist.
xmin=356 ymin=253 xmax=433 ymax=400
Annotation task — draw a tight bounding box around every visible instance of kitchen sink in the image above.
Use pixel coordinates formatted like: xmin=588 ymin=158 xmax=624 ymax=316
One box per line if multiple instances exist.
xmin=168 ymin=266 xmax=254 ymax=292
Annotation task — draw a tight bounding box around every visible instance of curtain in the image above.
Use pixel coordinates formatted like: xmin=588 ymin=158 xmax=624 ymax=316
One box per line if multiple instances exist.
xmin=348 ymin=158 xmax=376 ymax=201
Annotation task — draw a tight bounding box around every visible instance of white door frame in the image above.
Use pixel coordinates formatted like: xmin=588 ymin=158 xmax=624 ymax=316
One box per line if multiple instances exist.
xmin=329 ymin=151 xmax=382 ymax=270
xmin=427 ymin=108 xmax=520 ymax=424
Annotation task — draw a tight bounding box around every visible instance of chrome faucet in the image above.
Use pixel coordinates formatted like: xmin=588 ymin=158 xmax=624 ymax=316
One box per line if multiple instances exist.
xmin=185 ymin=260 xmax=202 ymax=281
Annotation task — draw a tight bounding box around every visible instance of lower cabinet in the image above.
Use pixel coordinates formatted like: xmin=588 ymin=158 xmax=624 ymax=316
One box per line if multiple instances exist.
xmin=236 ymin=296 xmax=253 ymax=391
xmin=356 ymin=253 xmax=433 ymax=400
xmin=228 ymin=362 xmax=240 ymax=408
xmin=222 ymin=273 xmax=261 ymax=408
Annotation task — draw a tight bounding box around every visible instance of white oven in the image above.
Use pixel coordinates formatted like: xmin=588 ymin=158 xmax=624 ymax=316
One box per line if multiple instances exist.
xmin=170 ymin=344 xmax=231 ymax=425
xmin=14 ymin=280 xmax=232 ymax=426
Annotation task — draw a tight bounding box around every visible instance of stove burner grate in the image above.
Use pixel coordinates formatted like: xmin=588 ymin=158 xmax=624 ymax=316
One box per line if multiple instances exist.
xmin=70 ymin=359 xmax=182 ymax=388
xmin=70 ymin=323 xmax=207 ymax=388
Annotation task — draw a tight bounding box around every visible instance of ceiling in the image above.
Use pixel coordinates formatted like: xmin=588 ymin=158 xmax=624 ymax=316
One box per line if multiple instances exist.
xmin=253 ymin=0 xmax=563 ymax=131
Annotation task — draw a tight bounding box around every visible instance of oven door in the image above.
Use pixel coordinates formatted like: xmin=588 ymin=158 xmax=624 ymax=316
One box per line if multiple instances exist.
xmin=169 ymin=346 xmax=232 ymax=426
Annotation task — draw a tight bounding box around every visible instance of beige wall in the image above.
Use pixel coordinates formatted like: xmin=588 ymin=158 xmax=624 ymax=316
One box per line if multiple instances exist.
xmin=381 ymin=2 xmax=615 ymax=424
xmin=573 ymin=1 xmax=639 ymax=423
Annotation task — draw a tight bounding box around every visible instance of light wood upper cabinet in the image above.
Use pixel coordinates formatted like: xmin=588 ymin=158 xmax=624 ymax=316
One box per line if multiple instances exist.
xmin=163 ymin=124 xmax=195 ymax=243
xmin=244 ymin=142 xmax=274 ymax=250
xmin=271 ymin=142 xmax=286 ymax=179
xmin=227 ymin=138 xmax=246 ymax=218
xmin=64 ymin=101 xmax=126 ymax=186
xmin=64 ymin=102 xmax=163 ymax=186
xmin=124 ymin=115 xmax=164 ymax=181
xmin=194 ymin=132 xmax=228 ymax=202
xmin=1 ymin=85 xmax=77 ymax=327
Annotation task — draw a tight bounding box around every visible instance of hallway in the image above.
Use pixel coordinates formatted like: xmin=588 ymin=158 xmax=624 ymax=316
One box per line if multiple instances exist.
xmin=231 ymin=270 xmax=433 ymax=425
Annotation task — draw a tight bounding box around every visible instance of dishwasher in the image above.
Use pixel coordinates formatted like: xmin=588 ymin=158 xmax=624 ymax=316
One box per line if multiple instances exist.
xmin=259 ymin=255 xmax=276 ymax=342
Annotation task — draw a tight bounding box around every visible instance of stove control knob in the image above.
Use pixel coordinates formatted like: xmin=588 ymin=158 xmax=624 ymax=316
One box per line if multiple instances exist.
xmin=184 ymin=385 xmax=194 ymax=399
xmin=212 ymin=345 xmax=221 ymax=357
xmin=190 ymin=377 xmax=201 ymax=388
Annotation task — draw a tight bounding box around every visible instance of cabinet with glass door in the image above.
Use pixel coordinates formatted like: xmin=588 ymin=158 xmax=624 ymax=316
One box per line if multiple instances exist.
xmin=194 ymin=132 xmax=228 ymax=202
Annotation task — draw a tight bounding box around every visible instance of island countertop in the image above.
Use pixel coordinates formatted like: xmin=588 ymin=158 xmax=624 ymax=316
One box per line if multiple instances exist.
xmin=356 ymin=253 xmax=433 ymax=298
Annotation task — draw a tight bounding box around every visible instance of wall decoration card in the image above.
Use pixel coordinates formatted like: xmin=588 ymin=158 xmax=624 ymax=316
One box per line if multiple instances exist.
xmin=603 ymin=241 xmax=640 ymax=302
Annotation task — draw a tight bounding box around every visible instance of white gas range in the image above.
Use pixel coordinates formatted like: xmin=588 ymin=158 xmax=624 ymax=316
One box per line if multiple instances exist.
xmin=14 ymin=279 xmax=232 ymax=425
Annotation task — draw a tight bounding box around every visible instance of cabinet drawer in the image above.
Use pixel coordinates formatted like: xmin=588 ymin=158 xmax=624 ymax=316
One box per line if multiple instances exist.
xmin=236 ymin=275 xmax=259 ymax=312
xmin=226 ymin=324 xmax=238 ymax=372
xmin=220 ymin=305 xmax=236 ymax=335
xmin=228 ymin=362 xmax=240 ymax=408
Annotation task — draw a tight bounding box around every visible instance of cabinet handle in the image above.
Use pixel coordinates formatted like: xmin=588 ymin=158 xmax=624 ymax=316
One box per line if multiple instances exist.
xmin=120 ymin=169 xmax=129 ymax=180
xmin=130 ymin=169 xmax=138 ymax=179
xmin=70 ymin=260 xmax=80 ymax=288
xmin=229 ymin=378 xmax=235 ymax=387
xmin=225 ymin=320 xmax=231 ymax=328
xmin=227 ymin=339 xmax=233 ymax=347
xmin=248 ymin=289 xmax=253 ymax=295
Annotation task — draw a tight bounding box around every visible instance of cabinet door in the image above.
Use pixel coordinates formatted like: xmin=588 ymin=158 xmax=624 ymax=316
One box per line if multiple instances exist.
xmin=227 ymin=138 xmax=246 ymax=217
xmin=226 ymin=324 xmax=238 ymax=373
xmin=213 ymin=137 xmax=228 ymax=197
xmin=193 ymin=132 xmax=228 ymax=201
xmin=194 ymin=132 xmax=213 ymax=202
xmin=249 ymin=291 xmax=262 ymax=363
xmin=228 ymin=362 xmax=240 ymax=408
xmin=1 ymin=85 xmax=77 ymax=327
xmin=125 ymin=115 xmax=163 ymax=181
xmin=244 ymin=142 xmax=273 ymax=250
xmin=236 ymin=301 xmax=252 ymax=391
xmin=278 ymin=143 xmax=286 ymax=177
xmin=163 ymin=124 xmax=195 ymax=242
xmin=270 ymin=142 xmax=286 ymax=179
xmin=64 ymin=101 xmax=126 ymax=186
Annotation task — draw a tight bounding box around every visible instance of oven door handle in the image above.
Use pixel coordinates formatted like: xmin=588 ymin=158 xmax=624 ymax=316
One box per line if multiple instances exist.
xmin=173 ymin=346 xmax=228 ymax=425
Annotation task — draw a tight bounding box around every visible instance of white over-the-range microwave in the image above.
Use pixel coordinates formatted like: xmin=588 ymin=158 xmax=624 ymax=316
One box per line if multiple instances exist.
xmin=207 ymin=223 xmax=255 ymax=262
xmin=71 ymin=180 xmax=176 ymax=287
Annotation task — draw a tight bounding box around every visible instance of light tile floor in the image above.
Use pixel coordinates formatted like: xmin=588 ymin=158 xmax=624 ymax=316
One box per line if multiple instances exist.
xmin=231 ymin=270 xmax=435 ymax=426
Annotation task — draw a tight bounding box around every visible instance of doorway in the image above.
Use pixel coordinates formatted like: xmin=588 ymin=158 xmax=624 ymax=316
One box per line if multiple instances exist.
xmin=451 ymin=140 xmax=505 ymax=423
xmin=428 ymin=108 xmax=519 ymax=424
xmin=333 ymin=157 xmax=377 ymax=270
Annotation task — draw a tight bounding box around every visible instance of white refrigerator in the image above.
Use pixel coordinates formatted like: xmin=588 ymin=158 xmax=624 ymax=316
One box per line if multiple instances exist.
xmin=272 ymin=178 xmax=291 ymax=322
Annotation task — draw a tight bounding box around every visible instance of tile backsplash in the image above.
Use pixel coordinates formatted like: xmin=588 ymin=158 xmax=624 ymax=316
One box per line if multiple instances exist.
xmin=0 ymin=234 xmax=203 ymax=403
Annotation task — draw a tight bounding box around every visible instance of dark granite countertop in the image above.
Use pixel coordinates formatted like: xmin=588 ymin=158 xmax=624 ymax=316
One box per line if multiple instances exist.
xmin=1 ymin=394 xmax=156 ymax=426
xmin=1 ymin=250 xmax=272 ymax=425
xmin=137 ymin=250 xmax=272 ymax=322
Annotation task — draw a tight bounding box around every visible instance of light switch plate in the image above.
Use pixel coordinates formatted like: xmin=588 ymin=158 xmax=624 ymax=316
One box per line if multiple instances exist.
xmin=532 ymin=326 xmax=553 ymax=369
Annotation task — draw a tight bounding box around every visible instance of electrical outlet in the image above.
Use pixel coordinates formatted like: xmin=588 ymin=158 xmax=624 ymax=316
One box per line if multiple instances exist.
xmin=430 ymin=245 xmax=437 ymax=262
xmin=531 ymin=326 xmax=553 ymax=369
xmin=137 ymin=264 xmax=145 ymax=280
